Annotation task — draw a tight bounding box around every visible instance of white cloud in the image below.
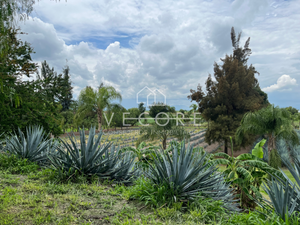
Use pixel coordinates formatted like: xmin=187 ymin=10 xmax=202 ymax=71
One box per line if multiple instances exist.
xmin=15 ymin=0 xmax=300 ymax=109
xmin=262 ymin=75 xmax=298 ymax=92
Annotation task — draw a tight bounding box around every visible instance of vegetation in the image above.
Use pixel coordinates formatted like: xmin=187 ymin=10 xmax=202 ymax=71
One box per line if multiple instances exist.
xmin=137 ymin=113 xmax=190 ymax=149
xmin=188 ymin=27 xmax=269 ymax=154
xmin=210 ymin=137 xmax=280 ymax=210
xmin=236 ymin=104 xmax=299 ymax=166
xmin=76 ymin=85 xmax=122 ymax=131
xmin=48 ymin=127 xmax=137 ymax=184
xmin=1 ymin=4 xmax=300 ymax=223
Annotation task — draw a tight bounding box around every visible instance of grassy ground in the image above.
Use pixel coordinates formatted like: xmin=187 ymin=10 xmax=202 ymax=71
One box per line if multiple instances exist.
xmin=0 ymin=170 xmax=162 ymax=225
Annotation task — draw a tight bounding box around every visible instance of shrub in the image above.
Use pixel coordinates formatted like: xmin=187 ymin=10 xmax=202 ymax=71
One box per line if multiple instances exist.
xmin=210 ymin=137 xmax=280 ymax=210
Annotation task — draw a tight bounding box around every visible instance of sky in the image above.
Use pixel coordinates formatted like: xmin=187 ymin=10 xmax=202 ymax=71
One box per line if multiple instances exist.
xmin=17 ymin=0 xmax=300 ymax=111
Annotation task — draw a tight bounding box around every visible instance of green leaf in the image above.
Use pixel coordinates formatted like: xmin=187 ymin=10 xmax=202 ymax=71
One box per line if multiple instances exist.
xmin=251 ymin=139 xmax=266 ymax=158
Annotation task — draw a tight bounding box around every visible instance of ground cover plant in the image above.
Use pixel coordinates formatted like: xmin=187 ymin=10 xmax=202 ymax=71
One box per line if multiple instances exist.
xmin=1 ymin=124 xmax=300 ymax=224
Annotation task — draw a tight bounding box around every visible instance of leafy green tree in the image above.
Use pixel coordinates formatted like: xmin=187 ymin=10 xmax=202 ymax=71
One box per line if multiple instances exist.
xmin=137 ymin=113 xmax=190 ymax=149
xmin=188 ymin=27 xmax=269 ymax=154
xmin=167 ymin=105 xmax=176 ymax=113
xmin=148 ymin=102 xmax=169 ymax=119
xmin=126 ymin=108 xmax=140 ymax=126
xmin=76 ymin=85 xmax=122 ymax=131
xmin=236 ymin=104 xmax=300 ymax=165
xmin=0 ymin=27 xmax=64 ymax=136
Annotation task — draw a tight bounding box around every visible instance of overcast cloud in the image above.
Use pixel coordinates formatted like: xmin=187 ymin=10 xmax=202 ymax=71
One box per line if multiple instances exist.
xmin=17 ymin=0 xmax=300 ymax=110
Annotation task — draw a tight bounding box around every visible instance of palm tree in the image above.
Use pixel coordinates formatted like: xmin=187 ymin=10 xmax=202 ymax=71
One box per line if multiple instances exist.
xmin=235 ymin=104 xmax=299 ymax=164
xmin=76 ymin=85 xmax=122 ymax=132
xmin=137 ymin=113 xmax=190 ymax=149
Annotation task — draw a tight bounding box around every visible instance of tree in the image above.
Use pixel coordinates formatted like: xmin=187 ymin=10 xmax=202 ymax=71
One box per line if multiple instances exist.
xmin=189 ymin=104 xmax=198 ymax=113
xmin=148 ymin=102 xmax=169 ymax=118
xmin=188 ymin=27 xmax=269 ymax=154
xmin=235 ymin=104 xmax=299 ymax=165
xmin=138 ymin=102 xmax=146 ymax=115
xmin=137 ymin=113 xmax=190 ymax=149
xmin=126 ymin=108 xmax=140 ymax=126
xmin=59 ymin=65 xmax=73 ymax=111
xmin=76 ymin=85 xmax=122 ymax=132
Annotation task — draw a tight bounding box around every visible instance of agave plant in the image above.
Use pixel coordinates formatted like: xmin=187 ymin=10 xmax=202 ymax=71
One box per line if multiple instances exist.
xmin=4 ymin=126 xmax=56 ymax=165
xmin=259 ymin=155 xmax=300 ymax=221
xmin=145 ymin=141 xmax=239 ymax=211
xmin=48 ymin=127 xmax=137 ymax=184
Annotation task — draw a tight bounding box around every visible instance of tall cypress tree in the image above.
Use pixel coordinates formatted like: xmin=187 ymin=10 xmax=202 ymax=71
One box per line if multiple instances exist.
xmin=59 ymin=65 xmax=73 ymax=111
xmin=188 ymin=27 xmax=269 ymax=154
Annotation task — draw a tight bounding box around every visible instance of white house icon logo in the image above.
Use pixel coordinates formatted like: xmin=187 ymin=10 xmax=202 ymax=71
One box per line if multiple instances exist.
xmin=136 ymin=86 xmax=166 ymax=107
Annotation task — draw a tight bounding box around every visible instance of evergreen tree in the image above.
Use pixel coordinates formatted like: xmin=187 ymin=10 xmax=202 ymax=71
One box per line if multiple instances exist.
xmin=59 ymin=65 xmax=73 ymax=111
xmin=188 ymin=27 xmax=269 ymax=154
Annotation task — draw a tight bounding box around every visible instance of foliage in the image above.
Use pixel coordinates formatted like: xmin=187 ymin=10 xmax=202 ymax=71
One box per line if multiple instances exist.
xmin=137 ymin=113 xmax=190 ymax=149
xmin=270 ymin=149 xmax=282 ymax=170
xmin=188 ymin=27 xmax=269 ymax=154
xmin=48 ymin=127 xmax=137 ymax=184
xmin=76 ymin=85 xmax=122 ymax=131
xmin=126 ymin=107 xmax=140 ymax=126
xmin=210 ymin=137 xmax=280 ymax=209
xmin=252 ymin=138 xmax=266 ymax=158
xmin=148 ymin=102 xmax=170 ymax=118
xmin=143 ymin=142 xmax=239 ymax=211
xmin=3 ymin=125 xmax=57 ymax=165
xmin=236 ymin=104 xmax=299 ymax=165
xmin=259 ymin=155 xmax=300 ymax=222
xmin=0 ymin=152 xmax=40 ymax=174
xmin=121 ymin=141 xmax=157 ymax=171
xmin=37 ymin=60 xmax=73 ymax=111
xmin=0 ymin=28 xmax=64 ymax=136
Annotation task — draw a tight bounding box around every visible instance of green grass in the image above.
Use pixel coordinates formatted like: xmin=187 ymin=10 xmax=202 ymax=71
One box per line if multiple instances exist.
xmin=0 ymin=153 xmax=289 ymax=225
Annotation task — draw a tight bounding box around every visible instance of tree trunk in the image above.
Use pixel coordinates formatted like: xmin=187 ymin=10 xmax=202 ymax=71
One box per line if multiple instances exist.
xmin=224 ymin=139 xmax=228 ymax=154
xmin=163 ymin=137 xmax=167 ymax=150
xmin=268 ymin=133 xmax=275 ymax=165
xmin=97 ymin=110 xmax=102 ymax=132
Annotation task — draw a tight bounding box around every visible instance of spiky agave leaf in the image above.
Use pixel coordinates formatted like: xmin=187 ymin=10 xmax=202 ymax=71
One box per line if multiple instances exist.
xmin=145 ymin=141 xmax=239 ymax=211
xmin=49 ymin=127 xmax=112 ymax=175
xmin=259 ymin=156 xmax=300 ymax=221
xmin=4 ymin=126 xmax=54 ymax=165
xmin=48 ymin=127 xmax=138 ymax=183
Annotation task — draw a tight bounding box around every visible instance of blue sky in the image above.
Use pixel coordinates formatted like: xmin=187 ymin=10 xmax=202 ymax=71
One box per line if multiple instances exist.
xmin=18 ymin=0 xmax=300 ymax=111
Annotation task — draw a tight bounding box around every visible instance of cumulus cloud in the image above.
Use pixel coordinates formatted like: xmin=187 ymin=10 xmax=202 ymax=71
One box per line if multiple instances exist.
xmin=262 ymin=75 xmax=298 ymax=92
xmin=15 ymin=0 xmax=300 ymax=109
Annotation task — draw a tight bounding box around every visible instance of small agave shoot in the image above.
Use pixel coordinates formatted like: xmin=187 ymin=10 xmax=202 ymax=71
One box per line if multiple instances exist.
xmin=145 ymin=141 xmax=239 ymax=211
xmin=4 ymin=126 xmax=56 ymax=165
xmin=48 ymin=127 xmax=137 ymax=184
